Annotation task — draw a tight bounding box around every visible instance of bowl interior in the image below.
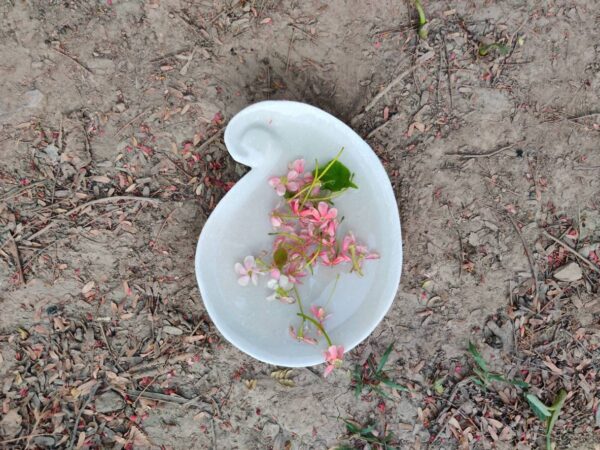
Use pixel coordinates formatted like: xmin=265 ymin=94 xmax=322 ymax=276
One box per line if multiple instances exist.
xmin=195 ymin=101 xmax=402 ymax=367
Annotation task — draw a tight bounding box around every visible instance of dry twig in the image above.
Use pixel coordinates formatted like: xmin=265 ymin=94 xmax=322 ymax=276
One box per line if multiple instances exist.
xmin=542 ymin=230 xmax=600 ymax=274
xmin=27 ymin=196 xmax=162 ymax=241
xmin=447 ymin=141 xmax=524 ymax=159
xmin=507 ymin=215 xmax=539 ymax=309
xmin=67 ymin=383 xmax=100 ymax=450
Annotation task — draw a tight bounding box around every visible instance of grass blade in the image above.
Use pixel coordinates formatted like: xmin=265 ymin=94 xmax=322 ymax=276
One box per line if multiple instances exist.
xmin=376 ymin=343 xmax=394 ymax=375
xmin=381 ymin=379 xmax=409 ymax=392
xmin=468 ymin=341 xmax=488 ymax=371
xmin=546 ymin=389 xmax=568 ymax=450
xmin=526 ymin=394 xmax=552 ymax=420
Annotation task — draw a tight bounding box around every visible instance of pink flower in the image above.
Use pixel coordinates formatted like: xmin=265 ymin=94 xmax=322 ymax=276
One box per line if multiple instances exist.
xmin=301 ymin=202 xmax=338 ymax=236
xmin=319 ymin=248 xmax=348 ymax=266
xmin=268 ymin=160 xmax=308 ymax=196
xmin=289 ymin=159 xmax=305 ymax=174
xmin=268 ymin=177 xmax=286 ymax=196
xmin=310 ymin=305 xmax=329 ymax=323
xmin=283 ymin=262 xmax=306 ymax=284
xmin=324 ymin=345 xmax=344 ymax=377
xmin=341 ymin=232 xmax=379 ymax=274
xmin=270 ymin=213 xmax=283 ymax=227
xmin=234 ymin=256 xmax=262 ymax=286
xmin=289 ymin=199 xmax=302 ymax=216
xmin=289 ymin=326 xmax=317 ymax=345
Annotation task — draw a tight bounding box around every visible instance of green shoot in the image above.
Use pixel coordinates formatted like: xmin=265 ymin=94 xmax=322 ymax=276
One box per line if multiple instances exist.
xmin=468 ymin=342 xmax=529 ymax=389
xmin=478 ymin=42 xmax=510 ymax=57
xmin=351 ymin=343 xmax=409 ymax=399
xmin=414 ymin=0 xmax=428 ymax=40
xmin=526 ymin=390 xmax=568 ymax=450
xmin=341 ymin=418 xmax=397 ymax=448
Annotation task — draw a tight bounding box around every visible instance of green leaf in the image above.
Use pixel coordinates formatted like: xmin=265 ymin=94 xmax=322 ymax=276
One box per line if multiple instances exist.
xmin=315 ymin=160 xmax=358 ymax=192
xmin=273 ymin=247 xmax=288 ymax=269
xmin=546 ymin=390 xmax=568 ymax=450
xmin=433 ymin=378 xmax=445 ymax=394
xmin=468 ymin=341 xmax=488 ymax=372
xmin=344 ymin=419 xmax=361 ymax=434
xmin=376 ymin=343 xmax=394 ymax=375
xmin=488 ymin=373 xmax=507 ymax=383
xmin=372 ymin=386 xmax=392 ymax=399
xmin=526 ymin=394 xmax=552 ymax=421
xmin=470 ymin=375 xmax=485 ymax=387
xmin=509 ymin=378 xmax=530 ymax=389
xmin=381 ymin=379 xmax=409 ymax=392
xmin=478 ymin=43 xmax=510 ymax=57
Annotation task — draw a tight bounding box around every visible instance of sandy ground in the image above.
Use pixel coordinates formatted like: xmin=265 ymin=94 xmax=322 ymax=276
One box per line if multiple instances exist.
xmin=1 ymin=1 xmax=599 ymax=449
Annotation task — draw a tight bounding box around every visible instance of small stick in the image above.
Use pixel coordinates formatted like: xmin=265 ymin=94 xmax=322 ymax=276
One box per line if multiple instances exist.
xmin=542 ymin=230 xmax=600 ymax=274
xmin=285 ymin=28 xmax=295 ymax=73
xmin=115 ymin=108 xmax=152 ymax=136
xmin=133 ymin=376 xmax=158 ymax=406
xmin=67 ymin=383 xmax=100 ymax=450
xmin=49 ymin=47 xmax=94 ymax=74
xmin=366 ymin=113 xmax=405 ymax=138
xmin=195 ymin=128 xmax=224 ymax=153
xmin=442 ymin=34 xmax=453 ymax=110
xmin=447 ymin=141 xmax=524 ymax=158
xmin=567 ymin=112 xmax=600 ymax=121
xmin=123 ymin=389 xmax=207 ymax=407
xmin=574 ymin=165 xmax=600 ymax=170
xmin=507 ymin=215 xmax=539 ymax=309
xmin=0 ymin=180 xmax=47 ymax=202
xmin=363 ymin=62 xmax=426 ymax=113
xmin=0 ymin=435 xmax=55 ymax=445
xmin=128 ymin=352 xmax=195 ymax=373
xmin=99 ymin=323 xmax=126 ymax=372
xmin=430 ymin=378 xmax=470 ymax=443
xmin=7 ymin=235 xmax=24 ymax=285
xmin=27 ymin=196 xmax=161 ymax=241
xmin=153 ymin=208 xmax=178 ymax=246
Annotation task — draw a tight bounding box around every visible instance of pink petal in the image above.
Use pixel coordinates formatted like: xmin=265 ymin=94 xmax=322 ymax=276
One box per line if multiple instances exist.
xmin=271 ymin=215 xmax=282 ymax=227
xmin=276 ymin=184 xmax=286 ymax=196
xmin=238 ymin=275 xmax=250 ymax=286
xmin=287 ymin=170 xmax=299 ymax=180
xmin=268 ymin=177 xmax=281 ymax=187
xmin=286 ymin=181 xmax=299 ymax=192
xmin=317 ymin=202 xmax=329 ymax=216
xmin=323 ymin=365 xmax=334 ymax=377
xmin=243 ymin=256 xmax=255 ymax=270
xmin=325 ymin=345 xmax=338 ymax=361
xmin=292 ymin=159 xmax=305 ymax=173
xmin=234 ymin=262 xmax=245 ymax=275
xmin=310 ymin=305 xmax=319 ymax=318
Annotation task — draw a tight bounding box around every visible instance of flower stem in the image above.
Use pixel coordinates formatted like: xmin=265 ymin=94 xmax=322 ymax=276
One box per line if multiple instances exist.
xmin=297 ymin=147 xmax=345 ymax=207
xmin=325 ymin=274 xmax=340 ymax=309
xmin=297 ymin=313 xmax=332 ymax=346
xmin=293 ymin=286 xmax=306 ymax=338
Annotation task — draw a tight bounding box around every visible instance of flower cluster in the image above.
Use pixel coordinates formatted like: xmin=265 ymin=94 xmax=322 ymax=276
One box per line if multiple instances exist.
xmin=234 ymin=151 xmax=378 ymax=376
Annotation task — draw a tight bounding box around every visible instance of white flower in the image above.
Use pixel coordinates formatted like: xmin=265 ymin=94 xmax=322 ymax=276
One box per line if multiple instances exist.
xmin=266 ymin=275 xmax=294 ymax=303
xmin=234 ymin=256 xmax=262 ymax=286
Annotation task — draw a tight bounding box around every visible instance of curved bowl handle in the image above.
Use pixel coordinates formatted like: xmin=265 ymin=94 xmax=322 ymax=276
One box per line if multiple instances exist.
xmin=224 ymin=107 xmax=281 ymax=168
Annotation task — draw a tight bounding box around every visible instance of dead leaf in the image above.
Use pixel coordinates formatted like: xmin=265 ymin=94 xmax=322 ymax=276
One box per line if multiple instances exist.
xmin=129 ymin=425 xmax=151 ymax=446
xmin=261 ymin=17 xmax=273 ymax=24
xmin=90 ymin=175 xmax=111 ymax=183
xmin=543 ymin=357 xmax=563 ymax=375
xmin=0 ymin=409 xmax=22 ymax=437
xmin=76 ymin=431 xmax=86 ymax=449
xmin=81 ymin=281 xmax=95 ymax=294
